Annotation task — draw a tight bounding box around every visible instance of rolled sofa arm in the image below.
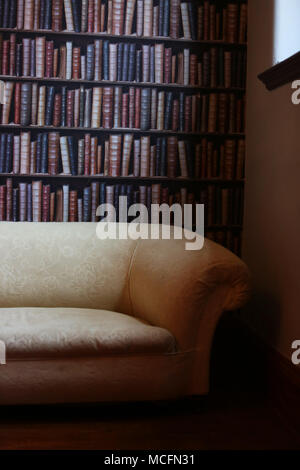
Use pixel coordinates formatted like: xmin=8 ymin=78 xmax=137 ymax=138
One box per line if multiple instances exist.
xmin=128 ymin=235 xmax=251 ymax=394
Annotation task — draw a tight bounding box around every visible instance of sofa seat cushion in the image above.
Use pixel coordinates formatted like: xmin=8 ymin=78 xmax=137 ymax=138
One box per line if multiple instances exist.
xmin=0 ymin=307 xmax=177 ymax=360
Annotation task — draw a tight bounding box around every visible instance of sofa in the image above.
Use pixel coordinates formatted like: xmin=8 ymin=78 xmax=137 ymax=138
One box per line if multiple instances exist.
xmin=0 ymin=223 xmax=250 ymax=405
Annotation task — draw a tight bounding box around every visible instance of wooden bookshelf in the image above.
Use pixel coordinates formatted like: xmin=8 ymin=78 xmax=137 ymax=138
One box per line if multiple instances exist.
xmin=0 ymin=0 xmax=247 ymax=255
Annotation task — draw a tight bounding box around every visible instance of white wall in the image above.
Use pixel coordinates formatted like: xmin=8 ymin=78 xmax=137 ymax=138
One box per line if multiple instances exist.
xmin=274 ymin=0 xmax=300 ymax=63
xmin=242 ymin=0 xmax=300 ymax=360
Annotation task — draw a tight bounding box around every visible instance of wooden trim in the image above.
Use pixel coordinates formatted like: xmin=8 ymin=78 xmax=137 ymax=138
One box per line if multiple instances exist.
xmin=258 ymin=51 xmax=300 ymax=91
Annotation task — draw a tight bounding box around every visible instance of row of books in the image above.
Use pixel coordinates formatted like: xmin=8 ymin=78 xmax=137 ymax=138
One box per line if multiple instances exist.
xmin=0 ymin=178 xmax=243 ymax=227
xmin=1 ymin=82 xmax=246 ymax=133
xmin=0 ymin=132 xmax=245 ymax=179
xmin=0 ymin=33 xmax=247 ymax=88
xmin=0 ymin=0 xmax=247 ymax=43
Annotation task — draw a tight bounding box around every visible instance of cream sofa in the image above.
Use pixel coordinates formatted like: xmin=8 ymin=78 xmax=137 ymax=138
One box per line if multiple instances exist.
xmin=0 ymin=223 xmax=250 ymax=405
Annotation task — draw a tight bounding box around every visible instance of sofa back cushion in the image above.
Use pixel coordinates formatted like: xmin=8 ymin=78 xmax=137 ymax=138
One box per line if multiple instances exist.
xmin=0 ymin=223 xmax=136 ymax=312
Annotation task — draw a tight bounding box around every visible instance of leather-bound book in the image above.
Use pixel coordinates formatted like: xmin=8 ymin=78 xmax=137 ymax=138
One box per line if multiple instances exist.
xmin=12 ymin=188 xmax=19 ymax=221
xmin=102 ymin=87 xmax=113 ymax=129
xmin=24 ymin=0 xmax=34 ymax=29
xmin=45 ymin=41 xmax=54 ymax=78
xmin=74 ymin=88 xmax=80 ymax=126
xmin=128 ymin=43 xmax=136 ymax=82
xmin=112 ymin=0 xmax=124 ymax=35
xmin=154 ymin=43 xmax=164 ymax=83
xmin=172 ymin=98 xmax=179 ymax=131
xmin=178 ymin=140 xmax=188 ymax=177
xmin=44 ymin=0 xmax=52 ymax=29
xmin=48 ymin=132 xmax=59 ymax=175
xmin=8 ymin=0 xmax=16 ymax=28
xmin=228 ymin=93 xmax=236 ymax=133
xmin=134 ymin=88 xmax=141 ymax=129
xmin=69 ymin=190 xmax=78 ymax=222
xmin=209 ymin=3 xmax=216 ymax=40
xmin=58 ymin=45 xmax=66 ymax=78
xmin=12 ymin=135 xmax=20 ymax=173
xmin=178 ymin=92 xmax=185 ymax=131
xmin=87 ymin=0 xmax=94 ymax=32
xmin=66 ymin=41 xmax=72 ymax=80
xmin=81 ymin=0 xmax=88 ymax=31
xmin=224 ymin=139 xmax=236 ymax=180
xmin=100 ymin=2 xmax=105 ymax=31
xmin=2 ymin=0 xmax=9 ymax=28
xmin=35 ymin=36 xmax=46 ymax=78
xmin=94 ymin=0 xmax=101 ymax=32
xmin=97 ymin=144 xmax=102 ymax=173
xmin=41 ymin=184 xmax=50 ymax=221
xmin=72 ymin=47 xmax=81 ymax=79
xmin=45 ymin=86 xmax=55 ymax=126
xmin=52 ymin=0 xmax=63 ymax=31
xmin=103 ymin=40 xmax=109 ymax=80
xmin=15 ymin=43 xmax=22 ymax=77
xmin=91 ymin=87 xmax=102 ymax=128
xmin=224 ymin=51 xmax=232 ymax=88
xmin=170 ymin=0 xmax=180 ymax=38
xmin=14 ymin=82 xmax=21 ymax=125
xmin=66 ymin=89 xmax=74 ymax=127
xmin=9 ymin=34 xmax=16 ymax=76
xmin=150 ymin=89 xmax=157 ymax=130
xmin=184 ymin=95 xmax=191 ymax=132
xmin=53 ymin=92 xmax=62 ymax=127
xmin=90 ymin=137 xmax=97 ymax=175
xmin=164 ymin=92 xmax=172 ymax=130
xmin=156 ymin=91 xmax=165 ymax=130
xmin=135 ymin=49 xmax=142 ymax=82
xmin=109 ymin=43 xmax=117 ymax=81
xmin=20 ymin=132 xmax=31 ymax=174
xmin=86 ymin=43 xmax=95 ymax=81
xmin=30 ymin=39 xmax=36 ymax=77
xmin=150 ymin=45 xmax=155 ymax=83
xmin=21 ymin=38 xmax=31 ymax=77
xmin=140 ymin=88 xmax=151 ymax=131
xmin=124 ymin=0 xmax=136 ymax=35
xmin=187 ymin=2 xmax=196 ymax=40
xmin=142 ymin=44 xmax=150 ymax=82
xmin=189 ymin=54 xmax=197 ymax=86
xmin=180 ymin=2 xmax=191 ymax=39
xmin=40 ymin=133 xmax=48 ymax=173
xmin=158 ymin=0 xmax=164 ymax=36
xmin=202 ymin=51 xmax=210 ymax=87
xmin=122 ymin=42 xmax=129 ymax=81
xmin=152 ymin=5 xmax=158 ymax=36
xmin=121 ymin=92 xmax=129 ymax=128
xmin=79 ymin=85 xmax=85 ymax=127
xmin=94 ymin=40 xmax=103 ymax=80
xmin=128 ymin=87 xmax=135 ymax=128
xmin=64 ymin=0 xmax=74 ymax=30
xmin=164 ymin=48 xmax=172 ymax=84
xmin=163 ymin=0 xmax=170 ymax=37
xmin=133 ymin=139 xmax=140 ymax=176
xmin=103 ymin=140 xmax=109 ymax=175
xmin=149 ymin=145 xmax=155 ymax=177
xmin=35 ymin=133 xmax=42 ymax=173
xmin=33 ymin=0 xmax=41 ymax=30
xmin=71 ymin=0 xmax=81 ymax=32
xmin=203 ymin=1 xmax=210 ymax=40
xmin=239 ymin=3 xmax=247 ymax=43
xmin=20 ymin=82 xmax=32 ymax=126
xmin=121 ymin=133 xmax=133 ymax=176
xmin=5 ymin=178 xmax=13 ymax=221
xmin=49 ymin=191 xmax=55 ymax=222
xmin=197 ymin=4 xmax=203 ymax=40
xmin=107 ymin=0 xmax=113 ymax=34
xmin=183 ymin=48 xmax=190 ymax=86
xmin=67 ymin=135 xmax=77 ymax=175
xmin=0 ymin=185 xmax=6 ymax=221
xmin=143 ymin=0 xmax=153 ymax=37
xmin=26 ymin=183 xmax=32 ymax=221
xmin=136 ymin=0 xmax=143 ymax=36
xmin=5 ymin=133 xmax=13 ymax=173
xmin=77 ymin=138 xmax=85 ymax=174
xmin=77 ymin=198 xmax=83 ymax=222
xmin=61 ymin=86 xmax=67 ymax=126
xmin=19 ymin=182 xmax=27 ymax=222
xmin=140 ymin=136 xmax=150 ymax=177
xmin=59 ymin=136 xmax=71 ymax=174
xmin=83 ymin=88 xmax=92 ymax=127
xmin=30 ymin=140 xmax=37 ymax=174
xmin=84 ymin=133 xmax=91 ymax=175
xmin=159 ymin=137 xmax=166 ymax=176
xmin=83 ymin=186 xmax=91 ymax=221
xmin=113 ymin=86 xmax=121 ymax=128
xmin=236 ymin=139 xmax=245 ymax=180
xmin=0 ymin=134 xmax=7 ymax=173
xmin=53 ymin=48 xmax=58 ymax=77
xmin=39 ymin=0 xmax=45 ymax=28
xmin=54 ymin=188 xmax=62 ymax=222
xmin=17 ymin=0 xmax=24 ymax=29
xmin=109 ymin=134 xmax=122 ymax=177
xmin=226 ymin=3 xmax=238 ymax=43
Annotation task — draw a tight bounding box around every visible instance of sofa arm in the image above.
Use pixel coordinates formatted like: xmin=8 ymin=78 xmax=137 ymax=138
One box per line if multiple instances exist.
xmin=128 ymin=235 xmax=250 ymax=394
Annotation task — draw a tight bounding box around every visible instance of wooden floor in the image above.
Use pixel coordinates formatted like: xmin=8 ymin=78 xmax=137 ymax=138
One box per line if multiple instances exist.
xmin=0 ymin=315 xmax=299 ymax=450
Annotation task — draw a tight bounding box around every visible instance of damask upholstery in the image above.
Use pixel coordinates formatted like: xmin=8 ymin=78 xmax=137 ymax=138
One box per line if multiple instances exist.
xmin=0 ymin=223 xmax=251 ymax=404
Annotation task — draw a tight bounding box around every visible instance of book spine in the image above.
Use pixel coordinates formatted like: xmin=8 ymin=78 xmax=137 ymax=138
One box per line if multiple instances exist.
xmin=64 ymin=0 xmax=74 ymax=31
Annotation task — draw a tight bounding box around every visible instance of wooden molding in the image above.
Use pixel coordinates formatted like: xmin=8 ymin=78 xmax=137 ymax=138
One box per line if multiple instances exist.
xmin=258 ymin=51 xmax=300 ymax=91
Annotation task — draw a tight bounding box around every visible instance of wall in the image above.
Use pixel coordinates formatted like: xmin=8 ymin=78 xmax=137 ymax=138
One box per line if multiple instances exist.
xmin=242 ymin=0 xmax=300 ymax=360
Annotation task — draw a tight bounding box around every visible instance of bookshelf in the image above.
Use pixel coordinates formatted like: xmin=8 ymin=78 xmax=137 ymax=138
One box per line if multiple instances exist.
xmin=0 ymin=0 xmax=247 ymax=256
